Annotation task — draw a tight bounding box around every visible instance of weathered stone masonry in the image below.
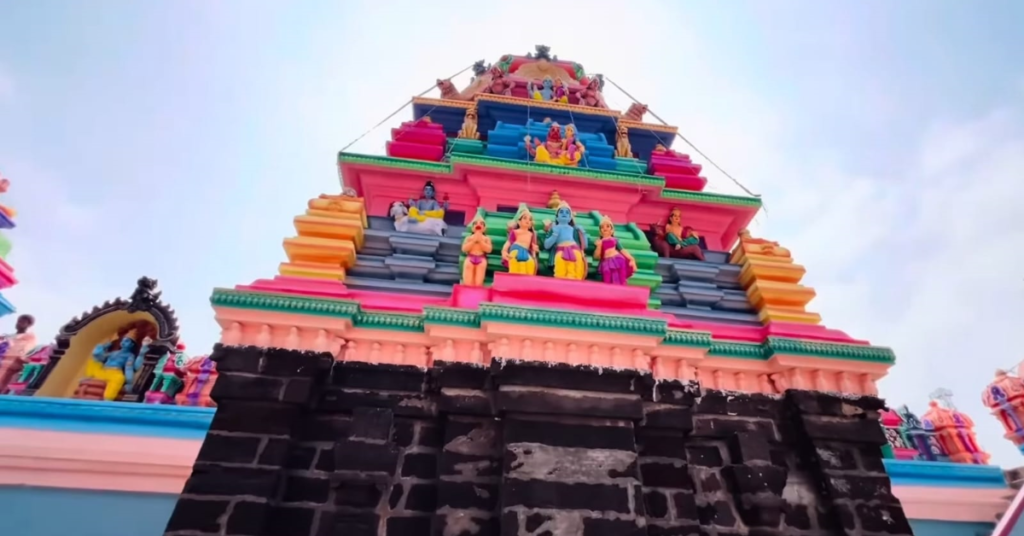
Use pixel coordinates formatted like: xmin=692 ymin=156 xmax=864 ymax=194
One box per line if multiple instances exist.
xmin=164 ymin=345 xmax=915 ymax=536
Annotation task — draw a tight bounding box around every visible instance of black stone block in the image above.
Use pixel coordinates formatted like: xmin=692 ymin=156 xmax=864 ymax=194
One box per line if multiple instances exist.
xmin=496 ymin=386 xmax=644 ymax=420
xmin=334 ymin=439 xmax=399 ymax=473
xmin=783 ymin=503 xmax=811 ymax=530
xmin=418 ymin=423 xmax=441 ymax=448
xmin=637 ymin=431 xmax=687 ymax=458
xmin=813 ymin=445 xmax=858 ymax=470
xmin=164 ymin=497 xmax=229 ymax=533
xmin=818 ymin=503 xmax=857 ymax=531
xmin=332 ymin=512 xmax=380 ymax=536
xmin=645 ymin=490 xmax=670 ymax=518
xmin=432 ymin=514 xmax=499 ymax=536
xmin=283 ymin=475 xmax=330 ymax=504
xmin=735 ymin=494 xmax=784 ymax=528
xmin=281 ymin=377 xmax=317 ymax=404
xmin=722 ymin=465 xmax=787 ymax=495
xmin=211 ymin=372 xmax=285 ymax=402
xmin=826 ymin=474 xmax=896 ymax=502
xmin=209 ymin=402 xmax=297 ymax=436
xmin=685 ymin=445 xmax=723 ymax=467
xmin=405 ymin=483 xmax=438 ymax=512
xmin=196 ymin=433 xmax=262 ymax=464
xmin=801 ymin=416 xmax=886 ymax=445
xmin=392 ymin=418 xmax=416 ymax=447
xmin=501 ymin=511 xmax=519 ymax=536
xmin=492 ymin=358 xmax=643 ymax=394
xmin=697 ymin=500 xmax=737 ymax=528
xmin=402 ymin=452 xmax=438 ymax=479
xmin=334 ymin=479 xmax=385 ymax=508
xmin=431 ymin=360 xmax=491 ymax=389
xmin=439 ymin=452 xmax=501 ymax=478
xmin=647 ymin=525 xmax=700 ymax=536
xmin=315 ymin=448 xmax=334 ymax=472
xmin=642 ymin=378 xmax=700 ymax=406
xmin=225 ymin=500 xmax=270 ymax=536
xmin=502 ymin=479 xmax=631 ymax=513
xmin=319 ymin=387 xmax=438 ymax=417
xmin=525 ymin=513 xmax=549 ymax=532
xmin=699 ymin=473 xmax=723 ymax=493
xmin=640 ymin=461 xmax=694 ymax=489
xmin=672 ymin=492 xmax=698 ymax=520
xmin=438 ymin=481 xmax=499 ymax=511
xmin=333 ymin=361 xmax=428 ymax=392
xmin=785 ymin=390 xmax=885 ymax=416
xmin=266 ymin=506 xmax=317 ymax=536
xmin=582 ymin=518 xmax=646 ymax=536
xmin=351 ymin=407 xmax=394 ymax=442
xmin=262 ymin=347 xmax=333 ymax=378
xmin=856 ymin=503 xmax=913 ymax=534
xmin=727 ymin=432 xmax=771 ymax=464
xmin=296 ymin=414 xmax=351 ymax=442
xmin=210 ymin=344 xmax=262 ymax=373
xmin=387 ymin=515 xmax=433 ymax=535
xmin=692 ymin=416 xmax=778 ymax=440
xmin=258 ymin=437 xmax=292 ymax=466
xmin=504 ymin=418 xmax=637 ymax=451
xmin=438 ymin=389 xmax=494 ymax=416
xmin=858 ymin=444 xmax=887 ymax=473
xmin=183 ymin=464 xmax=280 ymax=497
xmin=643 ymin=405 xmax=694 ymax=431
xmin=697 ymin=391 xmax=781 ymax=419
xmin=286 ymin=445 xmax=318 ymax=470
xmin=389 ymin=483 xmax=404 ymax=509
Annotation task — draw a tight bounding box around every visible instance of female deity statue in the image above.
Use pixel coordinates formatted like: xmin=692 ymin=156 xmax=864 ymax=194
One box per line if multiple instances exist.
xmin=526 ymin=123 xmax=584 ymax=167
xmin=653 ymin=207 xmax=705 ymax=261
xmin=561 ymin=124 xmax=584 ymax=166
xmin=551 ymin=78 xmax=569 ymax=104
xmin=408 ymin=180 xmax=448 ymax=223
xmin=543 ymin=201 xmax=589 ymax=280
xmin=461 ymin=215 xmax=493 ymax=286
xmin=501 ymin=206 xmax=539 ymax=275
xmin=594 ymin=216 xmax=637 ymax=285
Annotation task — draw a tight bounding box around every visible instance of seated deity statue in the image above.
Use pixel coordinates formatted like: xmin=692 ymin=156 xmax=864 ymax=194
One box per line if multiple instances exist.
xmin=84 ymin=334 xmax=143 ymax=401
xmin=526 ymin=122 xmax=584 ymax=167
xmin=652 ymin=207 xmax=705 ymax=261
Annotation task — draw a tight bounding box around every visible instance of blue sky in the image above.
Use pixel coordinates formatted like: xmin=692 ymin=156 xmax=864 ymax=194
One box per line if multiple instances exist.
xmin=2 ymin=0 xmax=1023 ymax=465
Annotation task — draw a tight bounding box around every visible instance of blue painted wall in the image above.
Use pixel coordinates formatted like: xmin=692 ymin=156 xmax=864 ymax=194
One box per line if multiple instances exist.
xmin=909 ymin=519 xmax=995 ymax=536
xmin=0 ymin=486 xmax=176 ymax=536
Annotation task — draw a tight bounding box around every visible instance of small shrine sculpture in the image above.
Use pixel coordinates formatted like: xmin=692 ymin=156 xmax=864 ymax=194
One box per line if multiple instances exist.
xmin=983 ymin=368 xmax=1024 ymax=455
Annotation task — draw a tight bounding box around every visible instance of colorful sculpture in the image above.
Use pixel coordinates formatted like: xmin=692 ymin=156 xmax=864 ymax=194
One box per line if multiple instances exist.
xmin=175 ymin=355 xmax=217 ymax=407
xmin=525 ymin=122 xmax=584 ymax=167
xmin=461 ymin=215 xmax=492 ymax=287
xmin=0 ymin=177 xmax=17 ymax=220
xmin=501 ymin=206 xmax=538 ymax=275
xmin=614 ymin=124 xmax=632 ymax=158
xmin=436 ymin=78 xmax=462 ymax=100
xmin=144 ymin=342 xmax=189 ymax=404
xmin=983 ymin=369 xmax=1024 ymax=454
xmin=78 ymin=322 xmax=153 ymax=401
xmin=528 ymin=76 xmax=555 ymax=101
xmin=0 ymin=314 xmax=36 ymax=391
xmin=880 ymin=408 xmax=918 ymax=460
xmin=6 ymin=344 xmax=52 ymax=395
xmin=458 ymin=107 xmax=480 ymax=140
xmin=922 ymin=396 xmax=990 ymax=464
xmin=552 ymin=78 xmax=569 ymax=104
xmin=483 ymin=66 xmax=514 ymax=96
xmin=652 ymin=207 xmax=705 ymax=260
xmin=594 ymin=216 xmax=636 ymax=285
xmin=392 ymin=181 xmax=448 ymax=236
xmin=575 ymin=77 xmax=608 ymax=108
xmin=624 ymin=102 xmax=648 ymax=122
xmin=543 ymin=201 xmax=589 ymax=280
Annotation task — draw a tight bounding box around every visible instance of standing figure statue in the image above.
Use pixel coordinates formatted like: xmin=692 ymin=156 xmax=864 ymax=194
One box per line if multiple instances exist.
xmin=85 ymin=335 xmax=141 ymax=401
xmin=144 ymin=343 xmax=189 ymax=404
xmin=461 ymin=215 xmax=493 ymax=287
xmin=501 ymin=206 xmax=539 ymax=275
xmin=528 ymin=77 xmax=555 ymax=101
xmin=551 ymin=78 xmax=569 ymax=104
xmin=543 ymin=201 xmax=589 ymax=280
xmin=0 ymin=314 xmax=37 ymax=392
xmin=594 ymin=216 xmax=637 ymax=285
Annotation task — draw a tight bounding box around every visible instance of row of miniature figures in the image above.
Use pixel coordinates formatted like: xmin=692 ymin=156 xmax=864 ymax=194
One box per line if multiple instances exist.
xmin=881 ymin=395 xmax=991 ymax=464
xmin=0 ymin=314 xmax=217 ymax=406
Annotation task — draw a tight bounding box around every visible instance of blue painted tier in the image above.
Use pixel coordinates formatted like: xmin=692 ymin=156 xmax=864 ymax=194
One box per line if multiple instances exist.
xmin=654 ymin=253 xmax=761 ymax=326
xmin=0 ymin=292 xmax=14 ymax=318
xmin=484 ymin=119 xmax=618 ymax=171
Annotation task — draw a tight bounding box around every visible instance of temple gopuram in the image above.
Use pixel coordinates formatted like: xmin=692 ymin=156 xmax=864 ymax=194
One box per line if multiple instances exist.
xmin=4 ymin=46 xmax=1024 ymax=536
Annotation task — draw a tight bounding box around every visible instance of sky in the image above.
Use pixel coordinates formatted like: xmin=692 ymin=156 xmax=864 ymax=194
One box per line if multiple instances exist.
xmin=1 ymin=0 xmax=1023 ymax=465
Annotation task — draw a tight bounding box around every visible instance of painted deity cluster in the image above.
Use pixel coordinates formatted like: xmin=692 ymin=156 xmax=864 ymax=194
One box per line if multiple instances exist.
xmin=880 ymin=399 xmax=990 ymax=465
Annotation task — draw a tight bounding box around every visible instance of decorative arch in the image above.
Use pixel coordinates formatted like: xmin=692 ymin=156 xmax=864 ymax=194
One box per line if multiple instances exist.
xmin=26 ymin=276 xmax=181 ymax=401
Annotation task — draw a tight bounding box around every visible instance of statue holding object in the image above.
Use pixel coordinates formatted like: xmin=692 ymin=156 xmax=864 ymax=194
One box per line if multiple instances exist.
xmin=461 ymin=215 xmax=493 ymax=287
xmin=594 ymin=216 xmax=637 ymax=285
xmin=543 ymin=201 xmax=589 ymax=280
xmin=575 ymin=77 xmax=608 ymax=109
xmin=144 ymin=342 xmax=189 ymax=404
xmin=391 ymin=181 xmax=448 ymax=236
xmin=78 ymin=321 xmax=154 ymax=401
xmin=501 ymin=206 xmax=539 ymax=275
xmin=483 ymin=67 xmax=514 ymax=96
xmin=0 ymin=314 xmax=37 ymax=392
xmin=526 ymin=122 xmax=584 ymax=167
xmin=528 ymin=76 xmax=555 ymax=101
xmin=652 ymin=207 xmax=705 ymax=261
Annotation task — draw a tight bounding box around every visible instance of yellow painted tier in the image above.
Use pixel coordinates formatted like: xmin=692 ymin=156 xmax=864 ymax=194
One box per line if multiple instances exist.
xmin=729 ymin=247 xmax=793 ymax=266
xmin=746 ymin=279 xmax=817 ymax=310
xmin=757 ymin=307 xmax=822 ymax=325
xmin=279 ymin=261 xmax=347 ymax=281
xmin=309 ymin=196 xmax=368 ymax=227
xmin=294 ymin=214 xmax=365 ymax=249
xmin=283 ymin=236 xmax=357 ymax=266
xmin=738 ymin=261 xmax=807 ymax=287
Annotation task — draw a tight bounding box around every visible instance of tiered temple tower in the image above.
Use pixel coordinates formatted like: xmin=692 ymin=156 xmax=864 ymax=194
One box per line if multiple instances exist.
xmin=163 ymin=47 xmax=912 ymax=536
xmin=0 ymin=173 xmax=20 ymax=317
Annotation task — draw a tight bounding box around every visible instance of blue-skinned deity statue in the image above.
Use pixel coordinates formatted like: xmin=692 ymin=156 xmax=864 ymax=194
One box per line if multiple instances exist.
xmin=543 ymin=201 xmax=589 ymax=280
xmin=86 ymin=336 xmax=139 ymax=401
xmin=529 ymin=77 xmax=555 ymax=101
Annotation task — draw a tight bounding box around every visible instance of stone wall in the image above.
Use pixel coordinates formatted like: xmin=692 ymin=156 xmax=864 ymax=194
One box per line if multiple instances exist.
xmin=163 ymin=345 xmax=914 ymax=536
